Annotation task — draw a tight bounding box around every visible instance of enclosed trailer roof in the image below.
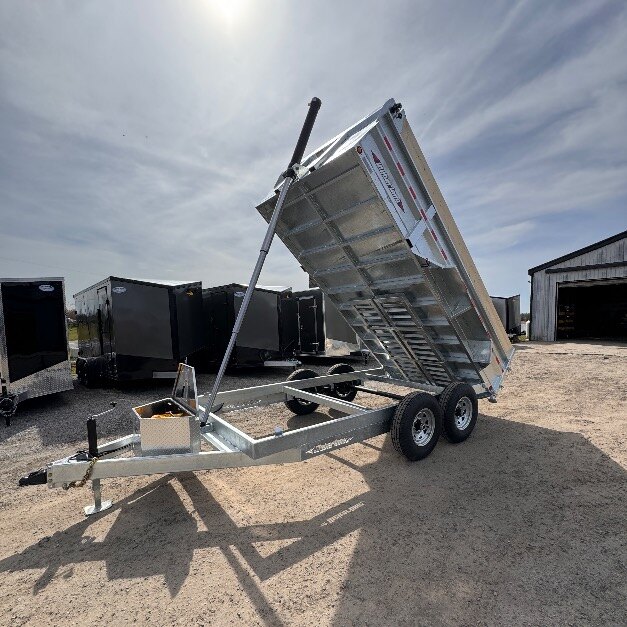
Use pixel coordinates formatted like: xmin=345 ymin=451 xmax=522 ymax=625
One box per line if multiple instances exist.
xmin=0 ymin=277 xmax=64 ymax=283
xmin=74 ymin=276 xmax=200 ymax=298
xmin=204 ymin=283 xmax=292 ymax=295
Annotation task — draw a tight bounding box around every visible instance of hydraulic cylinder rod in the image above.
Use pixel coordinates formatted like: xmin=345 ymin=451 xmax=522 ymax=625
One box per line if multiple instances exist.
xmin=202 ymin=97 xmax=322 ymax=425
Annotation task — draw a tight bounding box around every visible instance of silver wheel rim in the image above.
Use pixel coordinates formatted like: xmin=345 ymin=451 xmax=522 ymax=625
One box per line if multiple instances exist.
xmin=454 ymin=397 xmax=473 ymax=430
xmin=411 ymin=409 xmax=435 ymax=446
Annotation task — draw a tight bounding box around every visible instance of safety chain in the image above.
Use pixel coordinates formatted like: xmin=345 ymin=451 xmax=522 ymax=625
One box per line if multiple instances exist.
xmin=63 ymin=457 xmax=98 ymax=490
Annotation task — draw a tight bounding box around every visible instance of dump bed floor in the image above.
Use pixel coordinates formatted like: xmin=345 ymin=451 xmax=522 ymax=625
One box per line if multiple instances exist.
xmin=257 ymin=99 xmax=514 ymax=397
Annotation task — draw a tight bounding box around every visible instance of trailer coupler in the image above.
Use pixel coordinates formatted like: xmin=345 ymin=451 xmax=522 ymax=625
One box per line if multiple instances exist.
xmin=18 ymin=467 xmax=47 ymax=486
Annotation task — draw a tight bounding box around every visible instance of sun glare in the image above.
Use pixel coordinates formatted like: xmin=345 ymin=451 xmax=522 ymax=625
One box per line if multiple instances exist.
xmin=213 ymin=0 xmax=249 ymax=27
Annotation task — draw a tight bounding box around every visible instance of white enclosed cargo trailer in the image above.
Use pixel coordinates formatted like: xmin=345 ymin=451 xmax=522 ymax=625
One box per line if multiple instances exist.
xmin=29 ymin=98 xmax=514 ymax=515
xmin=0 ymin=277 xmax=73 ymax=425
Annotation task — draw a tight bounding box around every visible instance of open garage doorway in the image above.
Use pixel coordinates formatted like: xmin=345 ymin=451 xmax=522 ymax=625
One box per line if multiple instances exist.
xmin=556 ymin=280 xmax=627 ymax=340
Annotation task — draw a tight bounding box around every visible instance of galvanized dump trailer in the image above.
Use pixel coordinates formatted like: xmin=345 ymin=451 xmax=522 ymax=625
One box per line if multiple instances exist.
xmin=34 ymin=98 xmax=514 ymax=515
xmin=74 ymin=277 xmax=204 ymax=385
xmin=0 ymin=277 xmax=73 ymax=425
xmin=292 ymin=287 xmax=362 ymax=357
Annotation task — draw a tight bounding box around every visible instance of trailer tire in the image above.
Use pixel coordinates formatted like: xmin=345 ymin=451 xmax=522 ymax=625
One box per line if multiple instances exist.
xmin=438 ymin=382 xmax=478 ymax=443
xmin=326 ymin=363 xmax=358 ymax=402
xmin=284 ymin=369 xmax=320 ymax=415
xmin=81 ymin=359 xmax=100 ymax=389
xmin=391 ymin=392 xmax=442 ymax=461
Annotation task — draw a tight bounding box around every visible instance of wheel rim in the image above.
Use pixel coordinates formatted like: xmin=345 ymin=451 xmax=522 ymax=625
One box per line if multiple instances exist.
xmin=411 ymin=409 xmax=435 ymax=446
xmin=454 ymin=397 xmax=473 ymax=430
xmin=335 ymin=382 xmax=354 ymax=399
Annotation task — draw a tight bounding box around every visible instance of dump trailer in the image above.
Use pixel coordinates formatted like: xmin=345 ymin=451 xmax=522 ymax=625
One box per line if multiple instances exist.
xmin=0 ymin=277 xmax=73 ymax=425
xmin=490 ymin=295 xmax=522 ymax=339
xmin=74 ymin=277 xmax=204 ymax=385
xmin=29 ymin=98 xmax=515 ymax=516
xmin=195 ymin=284 xmax=299 ymax=368
xmin=293 ymin=287 xmax=362 ymax=357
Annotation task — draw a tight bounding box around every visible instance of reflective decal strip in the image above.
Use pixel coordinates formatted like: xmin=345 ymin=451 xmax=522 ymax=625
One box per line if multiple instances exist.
xmin=383 ymin=134 xmax=449 ymax=262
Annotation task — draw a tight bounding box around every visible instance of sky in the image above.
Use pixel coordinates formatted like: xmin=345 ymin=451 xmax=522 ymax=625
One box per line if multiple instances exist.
xmin=0 ymin=0 xmax=626 ymax=310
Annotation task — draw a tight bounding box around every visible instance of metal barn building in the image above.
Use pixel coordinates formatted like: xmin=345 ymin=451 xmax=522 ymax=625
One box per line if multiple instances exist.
xmin=528 ymin=230 xmax=626 ymax=341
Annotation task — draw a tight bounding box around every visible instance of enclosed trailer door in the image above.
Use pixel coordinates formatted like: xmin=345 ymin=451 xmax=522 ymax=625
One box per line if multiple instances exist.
xmin=1 ymin=280 xmax=68 ymax=382
xmin=297 ymin=295 xmax=320 ymax=353
xmin=173 ymin=284 xmax=204 ymax=360
xmin=110 ymin=281 xmax=173 ymax=359
xmin=236 ymin=289 xmax=281 ymax=352
xmin=97 ymin=286 xmax=113 ymax=355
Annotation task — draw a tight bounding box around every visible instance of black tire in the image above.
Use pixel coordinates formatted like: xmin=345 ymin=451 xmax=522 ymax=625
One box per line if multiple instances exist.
xmin=76 ymin=358 xmax=86 ymax=385
xmin=82 ymin=359 xmax=100 ymax=389
xmin=391 ymin=392 xmax=442 ymax=461
xmin=438 ymin=382 xmax=478 ymax=443
xmin=326 ymin=363 xmax=358 ymax=402
xmin=284 ymin=368 xmax=320 ymax=415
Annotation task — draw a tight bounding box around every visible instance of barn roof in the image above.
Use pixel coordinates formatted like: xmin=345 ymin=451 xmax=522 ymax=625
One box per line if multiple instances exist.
xmin=528 ymin=230 xmax=627 ymax=275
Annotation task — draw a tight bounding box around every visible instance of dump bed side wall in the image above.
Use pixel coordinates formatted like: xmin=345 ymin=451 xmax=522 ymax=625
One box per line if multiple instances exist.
xmin=399 ymin=120 xmax=513 ymax=359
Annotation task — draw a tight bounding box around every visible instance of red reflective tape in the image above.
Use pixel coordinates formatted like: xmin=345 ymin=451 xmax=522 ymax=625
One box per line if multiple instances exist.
xmin=396 ymin=161 xmax=405 ymax=176
xmin=420 ymin=209 xmax=428 ymax=220
xmin=408 ymin=185 xmax=417 ymax=199
xmin=441 ymin=250 xmax=448 ymax=261
xmin=430 ymin=229 xmax=438 ymax=242
xmin=384 ymin=136 xmax=392 ymax=151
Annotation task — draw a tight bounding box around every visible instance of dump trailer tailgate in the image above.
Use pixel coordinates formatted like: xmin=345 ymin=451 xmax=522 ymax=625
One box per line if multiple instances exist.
xmin=257 ymin=99 xmax=513 ymax=397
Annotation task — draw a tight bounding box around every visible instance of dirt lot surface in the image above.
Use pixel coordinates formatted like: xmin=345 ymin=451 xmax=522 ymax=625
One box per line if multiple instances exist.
xmin=0 ymin=342 xmax=625 ymax=626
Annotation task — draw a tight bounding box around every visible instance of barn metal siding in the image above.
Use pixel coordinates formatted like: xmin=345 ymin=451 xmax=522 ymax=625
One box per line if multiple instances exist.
xmin=530 ymin=238 xmax=626 ymax=341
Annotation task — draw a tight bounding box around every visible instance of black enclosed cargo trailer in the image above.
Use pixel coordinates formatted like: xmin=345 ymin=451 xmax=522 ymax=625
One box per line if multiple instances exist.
xmin=490 ymin=295 xmax=521 ymax=339
xmin=293 ymin=288 xmax=362 ymax=357
xmin=196 ymin=284 xmax=298 ymax=369
xmin=0 ymin=277 xmax=73 ymax=423
xmin=74 ymin=277 xmax=204 ymax=385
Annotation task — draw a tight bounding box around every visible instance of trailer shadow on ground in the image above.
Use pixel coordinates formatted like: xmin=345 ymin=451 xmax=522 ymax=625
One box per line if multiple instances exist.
xmin=0 ymin=413 xmax=625 ymax=625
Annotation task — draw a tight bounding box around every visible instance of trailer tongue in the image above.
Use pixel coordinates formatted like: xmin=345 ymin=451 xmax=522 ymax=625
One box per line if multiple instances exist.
xmin=35 ymin=98 xmax=514 ymax=516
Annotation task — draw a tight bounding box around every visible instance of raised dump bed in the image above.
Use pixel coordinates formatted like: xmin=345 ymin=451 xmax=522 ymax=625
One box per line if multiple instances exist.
xmin=257 ymin=98 xmax=514 ymax=398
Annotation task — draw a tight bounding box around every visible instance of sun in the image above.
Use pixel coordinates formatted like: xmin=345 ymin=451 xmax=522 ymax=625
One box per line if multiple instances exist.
xmin=213 ymin=0 xmax=248 ymax=27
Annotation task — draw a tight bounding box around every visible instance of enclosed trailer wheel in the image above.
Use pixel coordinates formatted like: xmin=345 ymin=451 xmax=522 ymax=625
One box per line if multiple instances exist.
xmin=284 ymin=368 xmax=320 ymax=415
xmin=76 ymin=358 xmax=87 ymax=385
xmin=326 ymin=363 xmax=359 ymax=402
xmin=391 ymin=392 xmax=442 ymax=461
xmin=0 ymin=395 xmax=18 ymax=427
xmin=438 ymin=382 xmax=478 ymax=443
xmin=80 ymin=359 xmax=100 ymax=389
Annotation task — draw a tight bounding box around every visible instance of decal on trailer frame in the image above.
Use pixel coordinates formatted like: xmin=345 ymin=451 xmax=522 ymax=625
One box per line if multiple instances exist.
xmin=303 ymin=436 xmax=354 ymax=458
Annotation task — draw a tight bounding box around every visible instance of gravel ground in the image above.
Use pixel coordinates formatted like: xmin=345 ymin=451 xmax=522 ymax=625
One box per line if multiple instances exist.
xmin=0 ymin=343 xmax=625 ymax=626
